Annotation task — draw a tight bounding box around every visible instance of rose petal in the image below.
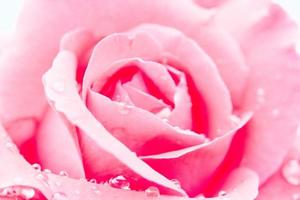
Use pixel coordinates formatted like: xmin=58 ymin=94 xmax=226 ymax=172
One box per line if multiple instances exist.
xmin=36 ymin=107 xmax=85 ymax=178
xmin=112 ymin=82 xmax=134 ymax=104
xmin=0 ymin=124 xmax=51 ymax=198
xmin=87 ymin=89 xmax=204 ymax=155
xmin=122 ymin=84 xmax=169 ymax=112
xmin=189 ymin=24 xmax=249 ymax=107
xmin=140 ymin=113 xmax=251 ymax=196
xmin=237 ymin=4 xmax=300 ymax=184
xmin=167 ymin=73 xmax=192 ymax=130
xmin=219 ymin=167 xmax=259 ymax=200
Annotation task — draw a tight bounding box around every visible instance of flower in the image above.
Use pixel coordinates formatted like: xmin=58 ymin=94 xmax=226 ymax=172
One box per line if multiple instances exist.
xmin=0 ymin=0 xmax=300 ymax=199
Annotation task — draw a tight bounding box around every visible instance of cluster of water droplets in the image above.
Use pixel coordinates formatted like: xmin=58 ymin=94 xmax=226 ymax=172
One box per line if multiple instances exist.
xmin=0 ymin=185 xmax=46 ymax=200
xmin=282 ymin=159 xmax=300 ymax=186
xmin=1 ymin=135 xmax=19 ymax=153
xmin=281 ymin=158 xmax=300 ymax=199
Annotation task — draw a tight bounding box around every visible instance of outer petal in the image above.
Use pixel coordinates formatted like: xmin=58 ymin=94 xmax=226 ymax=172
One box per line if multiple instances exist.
xmin=36 ymin=107 xmax=85 ymax=178
xmin=238 ymin=4 xmax=300 ymax=184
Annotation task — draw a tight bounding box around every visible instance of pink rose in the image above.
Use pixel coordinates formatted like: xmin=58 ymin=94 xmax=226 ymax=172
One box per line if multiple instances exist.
xmin=0 ymin=0 xmax=300 ymax=199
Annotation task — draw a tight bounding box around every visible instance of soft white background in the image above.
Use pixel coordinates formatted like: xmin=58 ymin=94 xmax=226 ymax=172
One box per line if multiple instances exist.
xmin=0 ymin=0 xmax=300 ymax=33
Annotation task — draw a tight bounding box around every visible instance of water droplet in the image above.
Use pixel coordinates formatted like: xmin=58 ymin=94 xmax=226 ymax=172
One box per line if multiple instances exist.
xmin=91 ymin=186 xmax=101 ymax=195
xmin=43 ymin=169 xmax=52 ymax=174
xmin=218 ymin=190 xmax=227 ymax=196
xmin=161 ymin=75 xmax=168 ymax=81
xmin=89 ymin=179 xmax=97 ymax=184
xmin=32 ymin=163 xmax=41 ymax=171
xmin=5 ymin=141 xmax=19 ymax=153
xmin=55 ymin=181 xmax=62 ymax=187
xmin=272 ymin=109 xmax=280 ymax=118
xmin=156 ymin=108 xmax=171 ymax=119
xmin=0 ymin=186 xmax=46 ymax=200
xmin=109 ymin=175 xmax=130 ymax=190
xmin=21 ymin=188 xmax=35 ymax=199
xmin=162 ymin=118 xmax=169 ymax=123
xmin=171 ymin=179 xmax=181 ymax=188
xmin=292 ymin=193 xmax=300 ymax=200
xmin=51 ymin=81 xmax=65 ymax=93
xmin=229 ymin=115 xmax=240 ymax=126
xmin=35 ymin=172 xmax=49 ymax=182
xmin=51 ymin=192 xmax=68 ymax=200
xmin=282 ymin=159 xmax=300 ymax=186
xmin=0 ymin=188 xmax=8 ymax=196
xmin=74 ymin=190 xmax=80 ymax=195
xmin=111 ymin=127 xmax=125 ymax=138
xmin=59 ymin=170 xmax=69 ymax=177
xmin=256 ymin=88 xmax=266 ymax=103
xmin=118 ymin=102 xmax=132 ymax=115
xmin=145 ymin=186 xmax=160 ymax=198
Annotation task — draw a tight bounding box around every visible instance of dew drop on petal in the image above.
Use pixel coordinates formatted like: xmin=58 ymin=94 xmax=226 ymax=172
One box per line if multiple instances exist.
xmin=89 ymin=179 xmax=97 ymax=184
xmin=218 ymin=190 xmax=227 ymax=196
xmin=292 ymin=193 xmax=300 ymax=200
xmin=118 ymin=102 xmax=132 ymax=115
xmin=282 ymin=159 xmax=300 ymax=186
xmin=74 ymin=190 xmax=80 ymax=195
xmin=111 ymin=127 xmax=125 ymax=138
xmin=171 ymin=179 xmax=181 ymax=188
xmin=51 ymin=81 xmax=65 ymax=93
xmin=55 ymin=181 xmax=62 ymax=187
xmin=91 ymin=185 xmax=101 ymax=195
xmin=0 ymin=185 xmax=47 ymax=200
xmin=272 ymin=108 xmax=280 ymax=118
xmin=51 ymin=192 xmax=68 ymax=200
xmin=256 ymin=87 xmax=266 ymax=103
xmin=161 ymin=75 xmax=168 ymax=81
xmin=197 ymin=195 xmax=206 ymax=200
xmin=145 ymin=186 xmax=160 ymax=198
xmin=229 ymin=115 xmax=240 ymax=126
xmin=5 ymin=141 xmax=19 ymax=153
xmin=21 ymin=188 xmax=35 ymax=199
xmin=59 ymin=170 xmax=69 ymax=177
xmin=109 ymin=175 xmax=130 ymax=190
xmin=35 ymin=172 xmax=49 ymax=182
xmin=32 ymin=163 xmax=41 ymax=171
xmin=43 ymin=169 xmax=52 ymax=174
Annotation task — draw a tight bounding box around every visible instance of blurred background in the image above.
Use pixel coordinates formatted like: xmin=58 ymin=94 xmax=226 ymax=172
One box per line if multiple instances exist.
xmin=0 ymin=0 xmax=300 ymax=35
